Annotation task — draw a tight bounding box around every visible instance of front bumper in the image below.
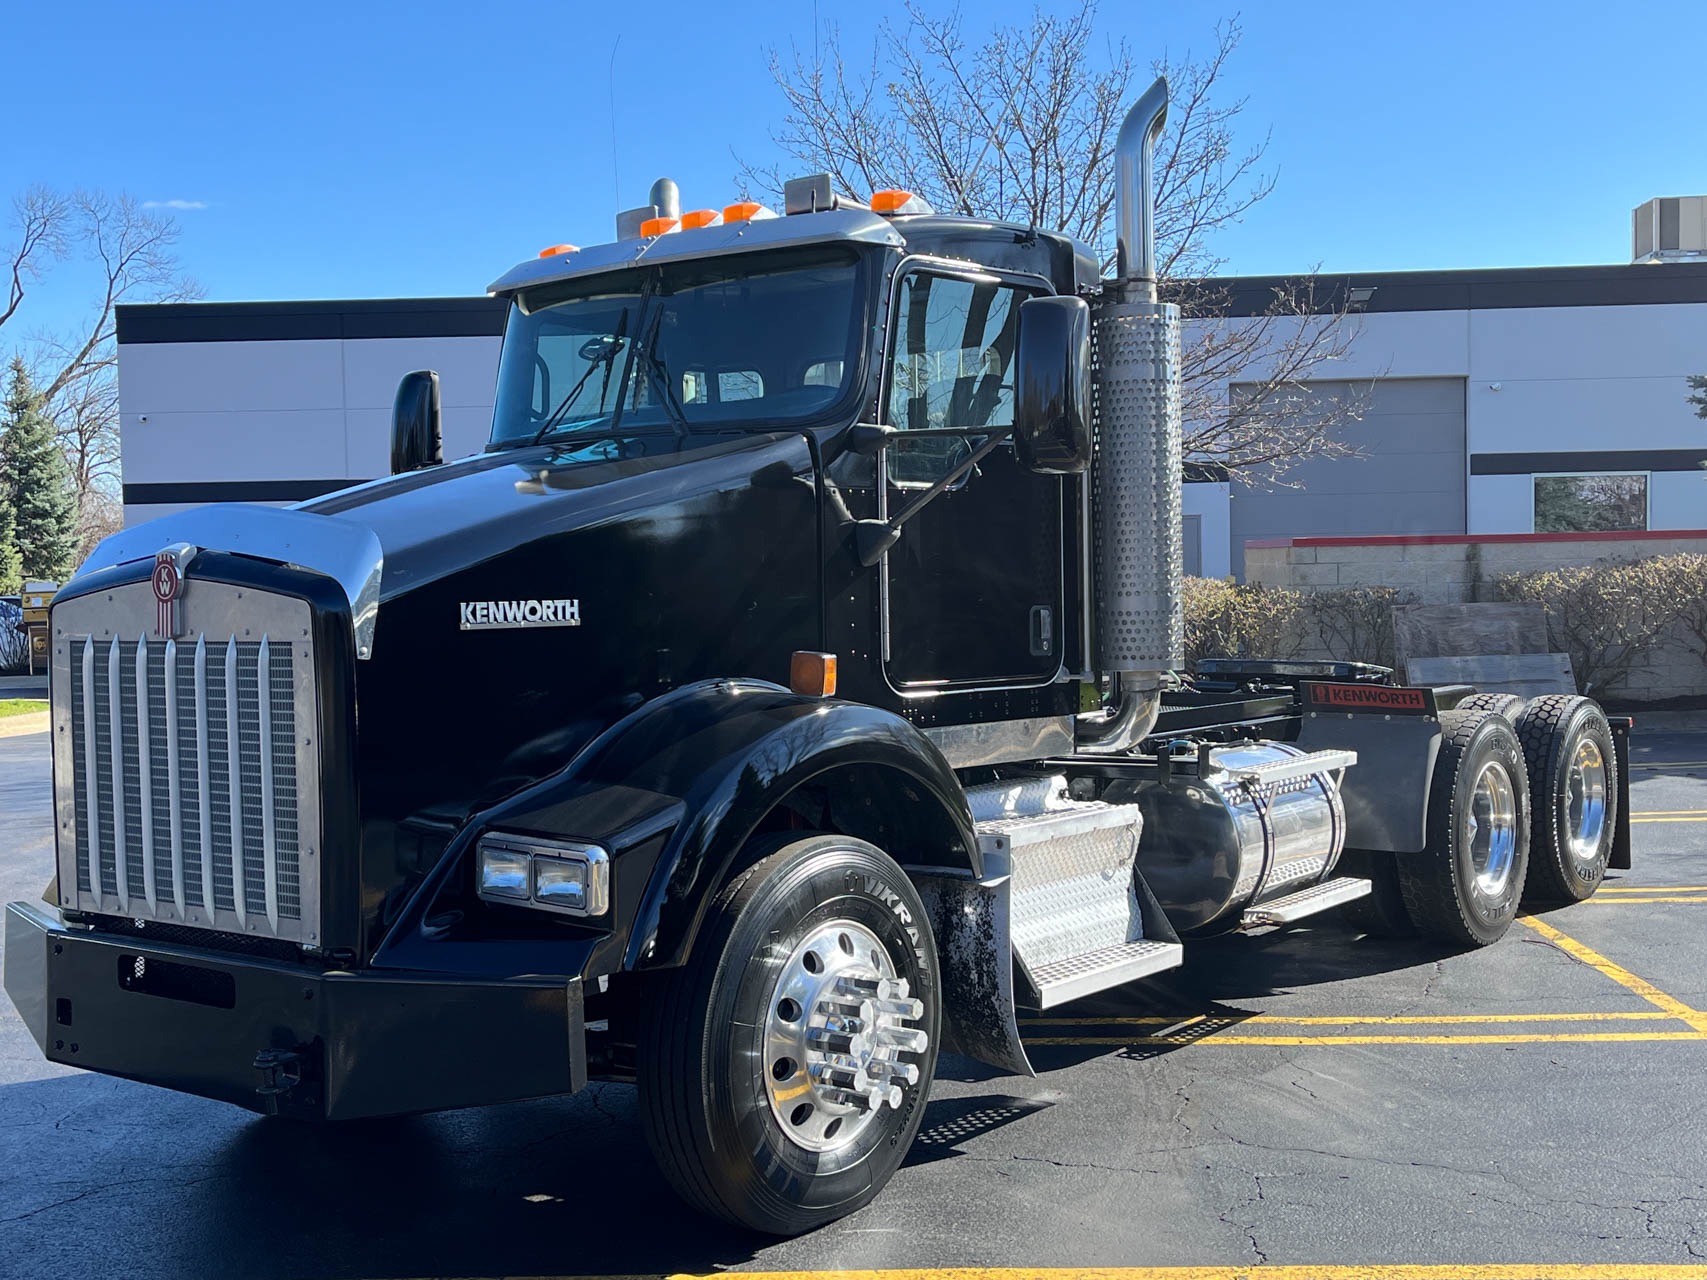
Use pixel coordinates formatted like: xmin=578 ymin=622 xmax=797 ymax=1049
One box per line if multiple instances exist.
xmin=4 ymin=901 xmax=585 ymax=1121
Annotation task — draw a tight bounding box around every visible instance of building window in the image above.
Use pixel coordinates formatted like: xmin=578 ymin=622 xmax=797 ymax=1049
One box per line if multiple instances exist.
xmin=1533 ymin=473 xmax=1649 ymax=533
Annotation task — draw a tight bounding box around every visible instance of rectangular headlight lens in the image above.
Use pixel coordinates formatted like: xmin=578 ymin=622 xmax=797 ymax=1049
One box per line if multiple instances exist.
xmin=534 ymin=856 xmax=589 ymax=912
xmin=478 ymin=847 xmax=531 ymax=899
xmin=475 ymin=834 xmax=610 ymax=917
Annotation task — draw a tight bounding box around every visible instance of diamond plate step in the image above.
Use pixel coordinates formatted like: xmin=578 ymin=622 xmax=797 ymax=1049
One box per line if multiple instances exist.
xmin=1026 ymin=940 xmax=1184 ymax=1009
xmin=1240 ymin=876 xmax=1372 ymax=929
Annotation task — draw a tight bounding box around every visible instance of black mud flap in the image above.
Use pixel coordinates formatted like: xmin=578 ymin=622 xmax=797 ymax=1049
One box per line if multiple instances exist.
xmin=912 ymin=850 xmax=1034 ymax=1079
xmin=1609 ymin=715 xmax=1634 ymax=871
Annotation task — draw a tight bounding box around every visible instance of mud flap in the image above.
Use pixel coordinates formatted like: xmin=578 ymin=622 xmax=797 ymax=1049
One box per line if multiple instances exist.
xmin=912 ymin=845 xmax=1034 ymax=1078
xmin=1608 ymin=715 xmax=1634 ymax=871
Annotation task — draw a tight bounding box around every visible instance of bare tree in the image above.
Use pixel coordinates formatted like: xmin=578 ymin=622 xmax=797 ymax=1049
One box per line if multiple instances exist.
xmin=745 ymin=4 xmax=1360 ymax=483
xmin=2 ymin=189 xmax=200 ymax=541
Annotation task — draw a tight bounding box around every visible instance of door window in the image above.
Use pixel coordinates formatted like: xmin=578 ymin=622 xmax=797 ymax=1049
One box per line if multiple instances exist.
xmin=885 ymin=271 xmax=1029 ymax=486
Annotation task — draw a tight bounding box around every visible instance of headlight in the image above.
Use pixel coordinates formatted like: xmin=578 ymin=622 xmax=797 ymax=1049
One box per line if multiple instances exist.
xmin=478 ymin=847 xmax=531 ymax=900
xmin=476 ymin=835 xmax=610 ymax=918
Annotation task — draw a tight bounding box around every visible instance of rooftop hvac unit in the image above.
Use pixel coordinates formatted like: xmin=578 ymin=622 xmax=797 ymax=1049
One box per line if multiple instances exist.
xmin=1633 ymin=196 xmax=1707 ymax=262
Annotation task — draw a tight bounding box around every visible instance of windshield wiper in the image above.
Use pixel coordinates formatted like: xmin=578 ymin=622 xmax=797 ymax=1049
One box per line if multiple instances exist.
xmin=529 ymin=313 xmax=629 ymax=447
xmin=633 ymin=302 xmax=690 ymax=443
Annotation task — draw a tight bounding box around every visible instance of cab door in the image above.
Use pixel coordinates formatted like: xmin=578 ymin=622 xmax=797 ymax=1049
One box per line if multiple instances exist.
xmin=879 ymin=263 xmax=1064 ymax=689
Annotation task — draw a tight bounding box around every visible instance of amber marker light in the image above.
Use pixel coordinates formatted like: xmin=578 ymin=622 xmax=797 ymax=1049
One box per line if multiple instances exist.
xmin=639 ymin=216 xmax=680 ymax=237
xmin=722 ymin=200 xmax=779 ymax=224
xmin=538 ymin=243 xmax=579 ymax=258
xmin=679 ymin=208 xmax=723 ymax=229
xmin=790 ymin=651 xmax=838 ymax=698
xmin=869 ymin=189 xmax=935 ymax=216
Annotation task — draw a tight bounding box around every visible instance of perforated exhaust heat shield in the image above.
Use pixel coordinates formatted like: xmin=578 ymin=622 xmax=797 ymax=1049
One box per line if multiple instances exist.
xmin=1091 ymin=298 xmax=1184 ymax=675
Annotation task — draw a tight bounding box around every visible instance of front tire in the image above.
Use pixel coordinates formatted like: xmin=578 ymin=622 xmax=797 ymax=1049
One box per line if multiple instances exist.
xmin=637 ymin=834 xmax=939 ymax=1235
xmin=1397 ymin=709 xmax=1531 ymax=947
xmin=1516 ymin=695 xmax=1617 ymax=903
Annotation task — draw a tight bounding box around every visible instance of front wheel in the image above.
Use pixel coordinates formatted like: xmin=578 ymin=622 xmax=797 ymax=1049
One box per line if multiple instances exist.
xmin=637 ymin=834 xmax=939 ymax=1235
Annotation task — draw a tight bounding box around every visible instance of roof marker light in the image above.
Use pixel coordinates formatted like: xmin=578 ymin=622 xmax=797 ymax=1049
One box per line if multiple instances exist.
xmin=870 ymin=189 xmax=935 ymax=216
xmin=640 ymin=216 xmax=680 ymax=237
xmin=538 ymin=243 xmax=579 ymax=258
xmin=678 ymin=208 xmax=723 ymax=230
xmin=722 ymin=200 xmax=779 ymax=224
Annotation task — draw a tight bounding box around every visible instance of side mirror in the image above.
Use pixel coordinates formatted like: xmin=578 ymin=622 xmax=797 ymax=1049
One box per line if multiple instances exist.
xmin=1012 ymin=295 xmax=1092 ymax=474
xmin=391 ymin=370 xmax=443 ymax=474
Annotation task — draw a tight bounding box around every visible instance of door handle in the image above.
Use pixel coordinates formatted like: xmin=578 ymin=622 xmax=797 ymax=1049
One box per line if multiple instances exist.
xmin=1029 ymin=605 xmax=1054 ymax=658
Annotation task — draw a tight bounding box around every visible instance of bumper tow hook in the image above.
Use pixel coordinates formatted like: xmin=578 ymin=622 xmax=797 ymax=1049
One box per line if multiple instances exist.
xmin=253 ymin=1048 xmax=304 ymax=1115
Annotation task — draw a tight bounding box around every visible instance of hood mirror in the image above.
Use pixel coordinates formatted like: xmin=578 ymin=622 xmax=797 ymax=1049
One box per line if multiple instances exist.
xmin=391 ymin=370 xmax=444 ymax=474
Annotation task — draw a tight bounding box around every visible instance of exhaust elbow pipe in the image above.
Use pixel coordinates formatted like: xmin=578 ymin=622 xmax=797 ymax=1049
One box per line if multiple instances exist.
xmin=1076 ymin=673 xmax=1163 ymax=755
xmin=1114 ymin=76 xmax=1169 ymax=301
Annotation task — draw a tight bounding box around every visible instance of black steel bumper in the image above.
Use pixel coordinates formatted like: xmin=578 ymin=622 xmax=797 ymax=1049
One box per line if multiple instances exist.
xmin=3 ymin=901 xmax=585 ymax=1121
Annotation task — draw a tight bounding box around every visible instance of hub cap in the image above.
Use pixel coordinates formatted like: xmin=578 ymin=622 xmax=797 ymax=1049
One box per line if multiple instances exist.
xmin=762 ymin=920 xmax=928 ymax=1154
xmin=1566 ymin=737 xmax=1608 ymax=862
xmin=1466 ymin=759 xmax=1519 ymax=903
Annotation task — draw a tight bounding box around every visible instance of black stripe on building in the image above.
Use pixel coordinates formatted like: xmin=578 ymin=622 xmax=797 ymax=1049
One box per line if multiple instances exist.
xmin=1199 ymin=261 xmax=1707 ymax=318
xmin=1469 ymin=450 xmax=1707 ymax=475
xmin=124 ymin=479 xmax=372 ymax=504
xmin=116 ymin=297 xmax=509 ymax=345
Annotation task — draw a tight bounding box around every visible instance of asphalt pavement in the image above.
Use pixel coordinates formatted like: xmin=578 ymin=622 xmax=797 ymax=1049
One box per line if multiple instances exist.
xmin=1 ymin=724 xmax=1705 ymax=1279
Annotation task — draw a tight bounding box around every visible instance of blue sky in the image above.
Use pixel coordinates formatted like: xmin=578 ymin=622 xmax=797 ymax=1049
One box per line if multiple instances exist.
xmin=3 ymin=0 xmax=1702 ymax=338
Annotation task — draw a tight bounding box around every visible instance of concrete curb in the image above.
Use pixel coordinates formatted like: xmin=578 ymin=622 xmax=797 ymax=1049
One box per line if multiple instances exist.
xmin=0 ymin=711 xmax=49 ymax=738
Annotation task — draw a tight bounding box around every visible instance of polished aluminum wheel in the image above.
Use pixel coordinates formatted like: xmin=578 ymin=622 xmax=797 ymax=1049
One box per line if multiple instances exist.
xmin=1466 ymin=759 xmax=1519 ymax=902
xmin=762 ymin=919 xmax=927 ymax=1154
xmin=1565 ymin=737 xmax=1609 ymax=863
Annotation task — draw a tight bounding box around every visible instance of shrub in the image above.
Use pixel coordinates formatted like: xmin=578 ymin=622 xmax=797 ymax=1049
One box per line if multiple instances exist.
xmin=1182 ymin=577 xmax=1307 ymax=669
xmin=1495 ymin=557 xmax=1696 ymax=696
xmin=1306 ymin=585 xmax=1412 ymax=669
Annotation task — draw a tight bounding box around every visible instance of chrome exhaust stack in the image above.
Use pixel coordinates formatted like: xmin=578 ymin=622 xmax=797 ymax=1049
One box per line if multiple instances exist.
xmin=1077 ymin=76 xmax=1184 ymax=754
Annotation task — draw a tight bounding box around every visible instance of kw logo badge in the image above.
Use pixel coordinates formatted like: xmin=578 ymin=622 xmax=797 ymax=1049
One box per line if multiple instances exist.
xmin=151 ymin=544 xmax=198 ymax=639
xmin=459 ymin=599 xmax=581 ymax=631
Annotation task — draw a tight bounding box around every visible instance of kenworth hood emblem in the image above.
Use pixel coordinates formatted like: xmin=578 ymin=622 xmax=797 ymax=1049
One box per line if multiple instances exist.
xmin=151 ymin=543 xmax=198 ymax=639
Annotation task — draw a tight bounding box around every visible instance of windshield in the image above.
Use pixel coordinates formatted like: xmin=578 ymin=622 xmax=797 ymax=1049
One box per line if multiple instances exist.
xmin=489 ymin=247 xmax=868 ymax=448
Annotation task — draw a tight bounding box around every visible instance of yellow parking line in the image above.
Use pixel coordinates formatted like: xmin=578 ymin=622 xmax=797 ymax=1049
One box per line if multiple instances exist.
xmin=1631 ymin=816 xmax=1707 ymax=824
xmin=1631 ymin=759 xmax=1707 ymax=769
xmin=1630 ymin=809 xmax=1707 ymax=817
xmin=1597 ymin=885 xmax=1707 ymax=893
xmin=1517 ymin=914 xmax=1707 ymax=1033
xmin=1025 ymin=1011 xmax=1678 ymax=1026
xmin=1582 ymin=896 xmax=1707 ymax=905
xmin=1024 ymin=1031 xmax=1707 ymax=1046
xmin=680 ymin=1269 xmax=1707 ymax=1280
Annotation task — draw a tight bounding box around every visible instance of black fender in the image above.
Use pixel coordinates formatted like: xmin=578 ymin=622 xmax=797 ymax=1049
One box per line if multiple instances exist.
xmin=379 ymin=678 xmax=976 ymax=976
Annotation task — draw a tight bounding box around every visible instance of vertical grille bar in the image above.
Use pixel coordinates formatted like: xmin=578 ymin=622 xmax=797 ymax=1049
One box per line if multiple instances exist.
xmin=195 ymin=635 xmax=214 ymax=918
xmin=107 ymin=636 xmax=129 ymax=913
xmin=81 ymin=637 xmax=99 ymax=907
xmin=135 ymin=636 xmax=157 ymax=914
xmin=165 ymin=638 xmax=185 ymax=917
xmin=225 ymin=636 xmax=246 ymax=930
xmin=258 ymin=635 xmax=279 ymax=932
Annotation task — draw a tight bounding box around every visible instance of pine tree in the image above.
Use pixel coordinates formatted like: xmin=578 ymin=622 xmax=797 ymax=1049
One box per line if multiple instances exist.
xmin=0 ymin=356 xmax=78 ymax=585
xmin=0 ymin=468 xmax=19 ymax=594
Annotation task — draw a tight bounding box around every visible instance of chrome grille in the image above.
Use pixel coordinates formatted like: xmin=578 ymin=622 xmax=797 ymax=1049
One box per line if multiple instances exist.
xmin=52 ymin=580 xmax=320 ymax=945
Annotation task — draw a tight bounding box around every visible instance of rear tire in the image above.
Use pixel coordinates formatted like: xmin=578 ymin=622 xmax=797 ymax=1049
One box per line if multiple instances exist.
xmin=1516 ymin=695 xmax=1616 ymax=903
xmin=636 ymin=833 xmax=939 ymax=1235
xmin=1397 ymin=709 xmax=1531 ymax=947
xmin=1456 ymin=692 xmax=1525 ymax=721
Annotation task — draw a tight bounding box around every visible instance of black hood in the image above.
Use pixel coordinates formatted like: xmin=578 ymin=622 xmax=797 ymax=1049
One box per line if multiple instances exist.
xmin=298 ymin=431 xmax=810 ymax=602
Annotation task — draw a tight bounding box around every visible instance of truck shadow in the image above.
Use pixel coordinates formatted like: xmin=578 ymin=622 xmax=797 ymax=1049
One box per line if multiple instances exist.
xmin=0 ymin=1071 xmax=1043 ymax=1279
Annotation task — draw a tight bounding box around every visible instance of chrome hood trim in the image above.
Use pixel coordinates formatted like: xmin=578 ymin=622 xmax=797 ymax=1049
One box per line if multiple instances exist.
xmin=76 ymin=504 xmax=384 ymax=659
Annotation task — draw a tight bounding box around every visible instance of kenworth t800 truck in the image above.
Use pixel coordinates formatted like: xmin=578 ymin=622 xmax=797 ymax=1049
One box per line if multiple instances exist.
xmin=5 ymin=79 xmax=1629 ymax=1235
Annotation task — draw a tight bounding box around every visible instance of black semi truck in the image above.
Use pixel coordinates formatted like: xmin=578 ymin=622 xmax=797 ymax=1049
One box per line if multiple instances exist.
xmin=4 ymin=79 xmax=1627 ymax=1235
